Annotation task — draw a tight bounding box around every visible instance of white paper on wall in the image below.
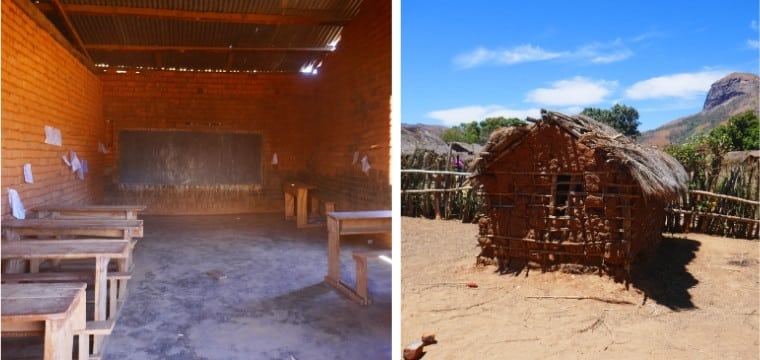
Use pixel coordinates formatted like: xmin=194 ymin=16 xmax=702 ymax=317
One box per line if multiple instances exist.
xmin=271 ymin=153 xmax=278 ymax=165
xmin=352 ymin=151 xmax=360 ymax=165
xmin=76 ymin=167 xmax=85 ymax=180
xmin=62 ymin=154 xmax=71 ymax=166
xmin=361 ymin=155 xmax=371 ymax=174
xmin=44 ymin=125 xmax=62 ymax=146
xmin=82 ymin=160 xmax=89 ymax=173
xmin=8 ymin=188 xmax=26 ymax=219
xmin=70 ymin=151 xmax=82 ymax=172
xmin=23 ymin=163 xmax=34 ymax=184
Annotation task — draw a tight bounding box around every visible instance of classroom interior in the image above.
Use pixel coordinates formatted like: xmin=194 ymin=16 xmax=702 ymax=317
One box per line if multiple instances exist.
xmin=1 ymin=0 xmax=392 ymax=358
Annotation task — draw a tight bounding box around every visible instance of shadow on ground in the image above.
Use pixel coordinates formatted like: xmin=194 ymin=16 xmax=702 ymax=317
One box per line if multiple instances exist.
xmin=487 ymin=236 xmax=701 ymax=311
xmin=630 ymin=236 xmax=700 ymax=311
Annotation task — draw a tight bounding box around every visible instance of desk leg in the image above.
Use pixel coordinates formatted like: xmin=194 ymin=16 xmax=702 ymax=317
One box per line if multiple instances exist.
xmin=44 ymin=318 xmax=73 ymax=360
xmin=284 ymin=192 xmax=295 ymax=220
xmin=325 ymin=217 xmax=340 ymax=284
xmin=354 ymin=255 xmax=369 ymax=305
xmin=93 ymin=257 xmax=109 ymax=353
xmin=296 ymin=188 xmax=309 ymax=228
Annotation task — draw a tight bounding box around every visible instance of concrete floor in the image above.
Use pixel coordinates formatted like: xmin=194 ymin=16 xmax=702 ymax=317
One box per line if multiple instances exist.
xmin=102 ymin=213 xmax=391 ymax=360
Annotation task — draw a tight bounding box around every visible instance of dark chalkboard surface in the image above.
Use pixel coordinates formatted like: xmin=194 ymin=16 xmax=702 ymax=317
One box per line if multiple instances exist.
xmin=119 ymin=130 xmax=262 ymax=185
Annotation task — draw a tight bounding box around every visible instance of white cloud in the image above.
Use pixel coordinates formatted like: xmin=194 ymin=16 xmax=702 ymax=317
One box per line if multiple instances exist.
xmin=453 ymin=45 xmax=561 ymax=68
xmin=625 ymin=70 xmax=730 ymax=100
xmin=453 ymin=40 xmax=632 ymax=68
xmin=525 ymin=77 xmax=616 ymax=106
xmin=427 ymin=105 xmax=541 ymax=126
xmin=631 ymin=30 xmax=665 ymax=43
xmin=748 ymin=39 xmax=760 ymax=49
xmin=574 ymin=39 xmax=633 ymax=64
xmin=751 ymin=20 xmax=758 ymax=31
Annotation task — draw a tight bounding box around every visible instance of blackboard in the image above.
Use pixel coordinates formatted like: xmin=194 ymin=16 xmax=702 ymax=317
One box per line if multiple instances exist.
xmin=119 ymin=130 xmax=262 ymax=185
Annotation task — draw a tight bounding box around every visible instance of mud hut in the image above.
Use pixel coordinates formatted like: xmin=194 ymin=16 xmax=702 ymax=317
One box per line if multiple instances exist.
xmin=470 ymin=109 xmax=688 ymax=279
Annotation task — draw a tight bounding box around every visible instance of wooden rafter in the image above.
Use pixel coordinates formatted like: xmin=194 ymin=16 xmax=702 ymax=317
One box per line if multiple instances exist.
xmin=86 ymin=44 xmax=334 ymax=53
xmin=36 ymin=3 xmax=350 ymax=26
xmin=49 ymin=0 xmax=92 ymax=61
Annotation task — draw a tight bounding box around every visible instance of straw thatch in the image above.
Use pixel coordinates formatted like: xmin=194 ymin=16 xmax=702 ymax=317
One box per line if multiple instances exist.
xmin=471 ymin=109 xmax=689 ymax=201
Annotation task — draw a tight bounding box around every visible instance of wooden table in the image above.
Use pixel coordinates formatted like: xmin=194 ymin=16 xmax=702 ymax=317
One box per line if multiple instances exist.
xmin=283 ymin=182 xmax=319 ymax=228
xmin=324 ymin=210 xmax=391 ymax=304
xmin=2 ymin=239 xmax=130 ymax=353
xmin=1 ymin=218 xmax=144 ymax=240
xmin=2 ymin=282 xmax=88 ymax=360
xmin=34 ymin=204 xmax=146 ymax=220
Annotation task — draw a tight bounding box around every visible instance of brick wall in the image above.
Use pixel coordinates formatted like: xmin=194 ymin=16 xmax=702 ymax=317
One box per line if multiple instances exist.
xmin=1 ymin=0 xmax=104 ymax=218
xmin=100 ymin=71 xmax=320 ymax=214
xmin=306 ymin=0 xmax=392 ymax=211
xmin=100 ymin=0 xmax=391 ymax=214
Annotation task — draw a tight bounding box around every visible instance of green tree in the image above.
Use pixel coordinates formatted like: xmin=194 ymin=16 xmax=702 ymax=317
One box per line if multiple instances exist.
xmin=581 ymin=104 xmax=641 ymax=139
xmin=664 ymin=110 xmax=759 ymax=192
xmin=478 ymin=117 xmax=526 ymax=143
xmin=709 ymin=110 xmax=759 ymax=151
xmin=442 ymin=117 xmax=526 ymax=145
xmin=441 ymin=121 xmax=480 ymax=144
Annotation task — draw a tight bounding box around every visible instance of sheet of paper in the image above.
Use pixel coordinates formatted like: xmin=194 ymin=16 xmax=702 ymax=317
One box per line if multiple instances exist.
xmin=23 ymin=163 xmax=33 ymax=183
xmin=62 ymin=154 xmax=71 ymax=166
xmin=271 ymin=153 xmax=278 ymax=165
xmin=352 ymin=151 xmax=360 ymax=165
xmin=70 ymin=151 xmax=81 ymax=172
xmin=44 ymin=125 xmax=62 ymax=146
xmin=361 ymin=155 xmax=371 ymax=174
xmin=76 ymin=167 xmax=85 ymax=180
xmin=8 ymin=188 xmax=26 ymax=219
xmin=82 ymin=160 xmax=88 ymax=173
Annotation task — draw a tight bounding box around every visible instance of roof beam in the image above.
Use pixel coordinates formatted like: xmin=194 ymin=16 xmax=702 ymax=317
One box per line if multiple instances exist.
xmin=38 ymin=4 xmax=350 ymax=26
xmin=49 ymin=0 xmax=92 ymax=61
xmin=86 ymin=44 xmax=334 ymax=53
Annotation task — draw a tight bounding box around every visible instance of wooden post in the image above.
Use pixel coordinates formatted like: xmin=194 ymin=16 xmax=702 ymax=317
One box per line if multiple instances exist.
xmin=296 ymin=187 xmax=309 ymax=228
xmin=326 ymin=215 xmax=341 ymax=284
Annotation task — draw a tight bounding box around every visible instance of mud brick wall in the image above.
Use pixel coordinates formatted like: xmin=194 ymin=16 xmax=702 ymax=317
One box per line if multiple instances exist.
xmin=306 ymin=0 xmax=392 ymax=211
xmin=478 ymin=123 xmax=661 ymax=270
xmin=99 ymin=71 xmax=319 ymax=214
xmin=1 ymin=0 xmax=105 ymax=218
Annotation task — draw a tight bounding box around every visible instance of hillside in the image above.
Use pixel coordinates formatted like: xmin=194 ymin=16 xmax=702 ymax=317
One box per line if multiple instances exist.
xmin=400 ymin=123 xmax=450 ymax=154
xmin=640 ymin=72 xmax=759 ymax=146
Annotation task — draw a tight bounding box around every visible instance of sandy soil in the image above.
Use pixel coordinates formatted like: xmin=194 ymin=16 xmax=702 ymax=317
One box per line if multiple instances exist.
xmin=401 ymin=217 xmax=760 ymax=360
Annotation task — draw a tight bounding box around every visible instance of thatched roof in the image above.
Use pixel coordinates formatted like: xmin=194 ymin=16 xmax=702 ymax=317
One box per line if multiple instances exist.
xmin=470 ymin=109 xmax=689 ymax=201
xmin=724 ymin=150 xmax=760 ymax=163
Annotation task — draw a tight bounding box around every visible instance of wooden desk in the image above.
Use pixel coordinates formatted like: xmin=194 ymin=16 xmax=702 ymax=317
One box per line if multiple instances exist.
xmin=34 ymin=205 xmax=146 ymax=220
xmin=2 ymin=282 xmax=88 ymax=360
xmin=2 ymin=239 xmax=130 ymax=353
xmin=324 ymin=210 xmax=391 ymax=304
xmin=283 ymin=182 xmax=319 ymax=228
xmin=1 ymin=218 xmax=144 ymax=240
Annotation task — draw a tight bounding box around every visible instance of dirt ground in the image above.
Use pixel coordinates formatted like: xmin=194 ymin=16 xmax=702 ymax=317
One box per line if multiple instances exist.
xmin=401 ymin=217 xmax=760 ymax=359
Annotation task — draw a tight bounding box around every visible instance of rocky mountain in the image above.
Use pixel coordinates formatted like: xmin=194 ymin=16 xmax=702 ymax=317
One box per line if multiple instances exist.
xmin=640 ymin=72 xmax=759 ymax=146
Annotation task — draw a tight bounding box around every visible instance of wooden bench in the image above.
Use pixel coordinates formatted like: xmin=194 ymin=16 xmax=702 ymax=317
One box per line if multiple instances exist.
xmin=352 ymin=250 xmax=392 ymax=305
xmin=324 ymin=210 xmax=392 ymax=304
xmin=2 ymin=282 xmax=89 ymax=360
xmin=283 ymin=182 xmax=319 ymax=228
xmin=1 ymin=269 xmax=133 ymax=322
xmin=33 ymin=205 xmax=146 ymax=220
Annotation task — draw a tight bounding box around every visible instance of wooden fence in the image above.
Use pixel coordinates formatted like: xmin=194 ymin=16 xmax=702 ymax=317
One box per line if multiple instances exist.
xmin=665 ymin=190 xmax=760 ymax=239
xmin=400 ymin=169 xmax=480 ymax=221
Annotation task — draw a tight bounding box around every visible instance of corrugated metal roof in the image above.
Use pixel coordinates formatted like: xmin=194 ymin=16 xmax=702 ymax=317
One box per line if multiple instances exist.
xmin=32 ymin=0 xmax=363 ymax=73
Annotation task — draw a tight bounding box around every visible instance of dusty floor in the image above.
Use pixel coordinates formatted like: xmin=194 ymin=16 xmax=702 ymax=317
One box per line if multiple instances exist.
xmin=401 ymin=217 xmax=760 ymax=360
xmin=100 ymin=213 xmax=391 ymax=359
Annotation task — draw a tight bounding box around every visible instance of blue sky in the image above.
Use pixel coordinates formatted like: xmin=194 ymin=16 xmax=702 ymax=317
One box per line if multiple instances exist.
xmin=400 ymin=1 xmax=759 ymax=131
